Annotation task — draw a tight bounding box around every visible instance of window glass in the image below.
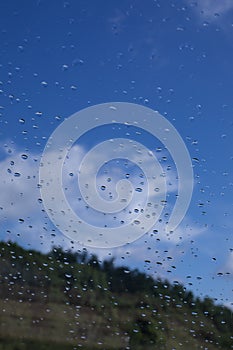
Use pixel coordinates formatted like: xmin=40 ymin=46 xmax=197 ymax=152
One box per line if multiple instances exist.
xmin=0 ymin=1 xmax=232 ymax=349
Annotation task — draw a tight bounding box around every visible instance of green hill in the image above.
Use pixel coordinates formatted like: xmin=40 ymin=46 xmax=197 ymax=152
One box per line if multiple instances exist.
xmin=0 ymin=241 xmax=232 ymax=349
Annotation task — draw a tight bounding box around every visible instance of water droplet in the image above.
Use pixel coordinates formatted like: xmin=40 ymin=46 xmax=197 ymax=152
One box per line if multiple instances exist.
xmin=19 ymin=118 xmax=25 ymax=124
xmin=41 ymin=81 xmax=48 ymax=87
xmin=101 ymin=185 xmax=106 ymax=191
xmin=18 ymin=45 xmax=24 ymax=52
xmin=148 ymin=150 xmax=153 ymax=156
xmin=134 ymin=220 xmax=140 ymax=225
xmin=21 ymin=154 xmax=28 ymax=160
xmin=135 ymin=187 xmax=142 ymax=192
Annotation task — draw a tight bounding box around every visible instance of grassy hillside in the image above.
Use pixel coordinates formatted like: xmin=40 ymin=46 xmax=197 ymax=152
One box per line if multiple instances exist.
xmin=0 ymin=241 xmax=232 ymax=349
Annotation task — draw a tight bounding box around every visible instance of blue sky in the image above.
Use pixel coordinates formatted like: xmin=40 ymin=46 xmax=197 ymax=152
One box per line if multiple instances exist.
xmin=0 ymin=0 xmax=232 ymax=309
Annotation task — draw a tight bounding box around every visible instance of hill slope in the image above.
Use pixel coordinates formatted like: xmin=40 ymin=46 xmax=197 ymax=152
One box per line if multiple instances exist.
xmin=0 ymin=241 xmax=232 ymax=349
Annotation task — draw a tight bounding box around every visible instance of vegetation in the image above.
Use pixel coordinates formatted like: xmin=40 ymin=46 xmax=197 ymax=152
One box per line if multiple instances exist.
xmin=0 ymin=241 xmax=232 ymax=349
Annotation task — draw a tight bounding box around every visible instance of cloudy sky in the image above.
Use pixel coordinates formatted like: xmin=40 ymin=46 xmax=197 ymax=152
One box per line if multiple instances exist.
xmin=0 ymin=0 xmax=232 ymax=309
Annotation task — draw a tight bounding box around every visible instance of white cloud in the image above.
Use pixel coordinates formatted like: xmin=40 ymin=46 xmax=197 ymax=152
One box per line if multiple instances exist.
xmin=188 ymin=0 xmax=233 ymax=20
xmin=0 ymin=150 xmax=40 ymax=222
xmin=221 ymin=251 xmax=233 ymax=275
xmin=108 ymin=9 xmax=127 ymax=35
xmin=0 ymin=141 xmax=197 ymax=252
xmin=218 ymin=253 xmax=233 ymax=310
xmin=223 ymin=301 xmax=233 ymax=311
xmin=158 ymin=220 xmax=207 ymax=244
